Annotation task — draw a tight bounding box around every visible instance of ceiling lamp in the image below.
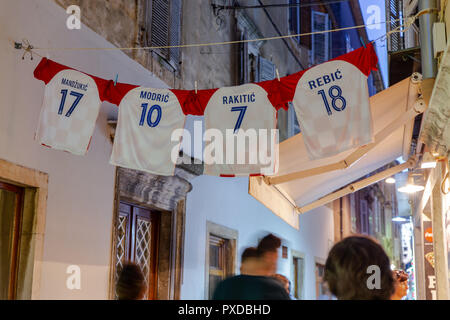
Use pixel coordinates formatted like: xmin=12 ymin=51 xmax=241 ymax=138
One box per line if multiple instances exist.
xmin=385 ymin=177 xmax=396 ymax=184
xmin=398 ymin=174 xmax=424 ymax=193
xmin=421 ymin=152 xmax=437 ymax=169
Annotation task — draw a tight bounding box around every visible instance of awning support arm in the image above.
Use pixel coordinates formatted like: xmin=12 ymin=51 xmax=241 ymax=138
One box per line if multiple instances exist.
xmin=295 ymin=157 xmax=417 ymax=214
xmin=266 ymin=105 xmax=425 ymax=186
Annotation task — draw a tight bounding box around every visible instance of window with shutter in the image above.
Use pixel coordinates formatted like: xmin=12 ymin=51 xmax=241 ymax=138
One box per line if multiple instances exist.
xmin=169 ymin=0 xmax=181 ymax=66
xmin=311 ymin=11 xmax=329 ymax=65
xmin=257 ymin=56 xmax=275 ymax=82
xmin=288 ymin=0 xmax=301 ymax=43
xmin=360 ymin=199 xmax=368 ymax=234
xmin=147 ymin=0 xmax=182 ymax=70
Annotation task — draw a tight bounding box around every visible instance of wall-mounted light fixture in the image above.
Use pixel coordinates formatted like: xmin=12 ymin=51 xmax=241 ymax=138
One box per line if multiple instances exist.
xmin=385 ymin=177 xmax=396 ymax=184
xmin=398 ymin=173 xmax=424 ymax=193
xmin=420 ymin=152 xmax=437 ymax=169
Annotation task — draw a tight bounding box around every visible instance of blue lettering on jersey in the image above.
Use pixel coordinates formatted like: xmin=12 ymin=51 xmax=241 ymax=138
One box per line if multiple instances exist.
xmin=308 ymin=69 xmax=343 ymax=90
xmin=61 ymin=78 xmax=89 ymax=92
xmin=222 ymin=93 xmax=256 ymax=105
xmin=139 ymin=90 xmax=170 ymax=103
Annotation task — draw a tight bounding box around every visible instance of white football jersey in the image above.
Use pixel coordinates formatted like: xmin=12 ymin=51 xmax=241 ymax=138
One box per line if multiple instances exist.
xmin=202 ymin=83 xmax=279 ymax=176
xmin=110 ymin=87 xmax=187 ymax=176
xmin=287 ymin=44 xmax=378 ymax=159
xmin=34 ymin=58 xmax=109 ymax=155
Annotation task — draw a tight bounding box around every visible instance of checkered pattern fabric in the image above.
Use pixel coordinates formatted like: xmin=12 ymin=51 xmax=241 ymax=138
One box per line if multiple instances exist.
xmin=35 ymin=69 xmax=102 ymax=155
xmin=292 ymin=59 xmax=374 ymax=160
xmin=110 ymin=87 xmax=186 ymax=176
xmin=203 ymin=84 xmax=279 ymax=176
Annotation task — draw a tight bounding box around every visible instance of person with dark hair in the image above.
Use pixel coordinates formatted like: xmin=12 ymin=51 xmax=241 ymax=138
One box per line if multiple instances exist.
xmin=256 ymin=234 xmax=282 ymax=275
xmin=324 ymin=235 xmax=395 ymax=300
xmin=212 ymin=234 xmax=290 ymax=300
xmin=240 ymin=247 xmax=259 ymax=274
xmin=116 ymin=262 xmax=146 ymax=300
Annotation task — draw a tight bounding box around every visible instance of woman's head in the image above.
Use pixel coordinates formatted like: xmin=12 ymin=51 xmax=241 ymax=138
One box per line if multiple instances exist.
xmin=324 ymin=235 xmax=395 ymax=300
xmin=116 ymin=263 xmax=146 ymax=300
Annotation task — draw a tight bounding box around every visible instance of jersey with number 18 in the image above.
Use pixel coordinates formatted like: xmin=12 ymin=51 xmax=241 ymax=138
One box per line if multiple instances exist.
xmin=281 ymin=43 xmax=379 ymax=160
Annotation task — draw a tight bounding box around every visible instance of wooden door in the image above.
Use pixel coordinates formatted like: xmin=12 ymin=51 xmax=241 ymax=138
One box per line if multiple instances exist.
xmin=115 ymin=201 xmax=160 ymax=300
xmin=0 ymin=181 xmax=24 ymax=300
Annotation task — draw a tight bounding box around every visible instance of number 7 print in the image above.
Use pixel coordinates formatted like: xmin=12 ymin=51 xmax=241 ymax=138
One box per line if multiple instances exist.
xmin=231 ymin=106 xmax=247 ymax=133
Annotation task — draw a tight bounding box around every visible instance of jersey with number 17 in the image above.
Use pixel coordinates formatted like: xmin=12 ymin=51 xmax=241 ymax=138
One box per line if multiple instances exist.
xmin=33 ymin=58 xmax=111 ymax=155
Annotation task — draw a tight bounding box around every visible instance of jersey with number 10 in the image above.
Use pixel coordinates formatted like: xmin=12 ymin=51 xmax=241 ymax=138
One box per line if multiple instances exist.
xmin=283 ymin=43 xmax=379 ymax=160
xmin=33 ymin=58 xmax=110 ymax=155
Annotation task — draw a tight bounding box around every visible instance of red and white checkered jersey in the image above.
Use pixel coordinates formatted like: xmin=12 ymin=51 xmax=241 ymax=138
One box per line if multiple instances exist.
xmin=280 ymin=44 xmax=378 ymax=160
xmin=34 ymin=58 xmax=111 ymax=155
xmin=200 ymin=83 xmax=286 ymax=177
xmin=107 ymin=84 xmax=215 ymax=176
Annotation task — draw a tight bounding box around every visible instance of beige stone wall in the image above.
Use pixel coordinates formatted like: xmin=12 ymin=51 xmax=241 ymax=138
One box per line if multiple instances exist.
xmin=53 ymin=0 xmax=309 ymax=89
xmin=55 ymin=0 xmax=181 ymax=88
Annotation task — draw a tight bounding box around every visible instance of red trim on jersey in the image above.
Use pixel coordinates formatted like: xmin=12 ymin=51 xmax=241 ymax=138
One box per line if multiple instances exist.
xmin=276 ymin=43 xmax=378 ymax=105
xmin=256 ymin=80 xmax=293 ymax=111
xmin=220 ymin=174 xmax=235 ymax=178
xmin=104 ymin=81 xmax=139 ymax=106
xmin=33 ymin=58 xmax=113 ymax=102
xmin=41 ymin=143 xmax=52 ymax=149
xmin=171 ymin=89 xmax=218 ymax=116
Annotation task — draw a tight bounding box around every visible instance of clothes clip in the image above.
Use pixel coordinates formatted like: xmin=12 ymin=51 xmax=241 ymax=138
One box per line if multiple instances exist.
xmin=194 ymin=81 xmax=198 ymax=94
xmin=18 ymin=39 xmax=34 ymax=60
xmin=360 ymin=36 xmax=367 ymax=49
xmin=275 ymin=68 xmax=281 ymax=82
xmin=114 ymin=74 xmax=118 ymax=86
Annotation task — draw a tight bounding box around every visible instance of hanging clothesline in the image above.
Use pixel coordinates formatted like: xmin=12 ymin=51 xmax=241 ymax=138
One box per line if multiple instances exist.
xmin=24 ymin=8 xmax=432 ymax=54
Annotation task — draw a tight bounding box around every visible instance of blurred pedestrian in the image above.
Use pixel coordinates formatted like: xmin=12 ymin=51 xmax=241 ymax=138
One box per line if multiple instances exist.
xmin=212 ymin=234 xmax=290 ymax=300
xmin=391 ymin=269 xmax=409 ymax=300
xmin=116 ymin=262 xmax=146 ymax=300
xmin=240 ymin=247 xmax=260 ymax=275
xmin=324 ymin=235 xmax=395 ymax=300
xmin=273 ymin=274 xmax=290 ymax=294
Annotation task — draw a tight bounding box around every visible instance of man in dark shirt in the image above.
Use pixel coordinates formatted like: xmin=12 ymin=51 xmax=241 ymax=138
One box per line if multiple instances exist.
xmin=212 ymin=234 xmax=291 ymax=300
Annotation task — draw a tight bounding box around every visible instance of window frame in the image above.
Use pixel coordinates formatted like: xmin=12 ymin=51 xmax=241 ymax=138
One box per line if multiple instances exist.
xmin=145 ymin=0 xmax=182 ymax=71
xmin=288 ymin=0 xmax=301 ymax=43
xmin=204 ymin=221 xmax=238 ymax=299
xmin=291 ymin=250 xmax=305 ymax=299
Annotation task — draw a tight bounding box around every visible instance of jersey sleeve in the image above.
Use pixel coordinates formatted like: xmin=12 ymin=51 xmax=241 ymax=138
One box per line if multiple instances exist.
xmin=104 ymin=81 xmax=140 ymax=106
xmin=333 ymin=42 xmax=378 ymax=77
xmin=33 ymin=58 xmax=72 ymax=84
xmin=256 ymin=75 xmax=304 ymax=111
xmin=171 ymin=88 xmax=218 ymax=116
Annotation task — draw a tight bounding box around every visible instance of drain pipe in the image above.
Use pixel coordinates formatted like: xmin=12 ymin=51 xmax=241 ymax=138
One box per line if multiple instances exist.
xmin=415 ymin=0 xmax=438 ymax=301
xmin=419 ymin=0 xmax=437 ymax=79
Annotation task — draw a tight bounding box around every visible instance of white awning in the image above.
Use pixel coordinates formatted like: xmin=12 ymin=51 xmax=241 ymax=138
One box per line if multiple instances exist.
xmin=250 ymin=76 xmax=432 ymax=229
